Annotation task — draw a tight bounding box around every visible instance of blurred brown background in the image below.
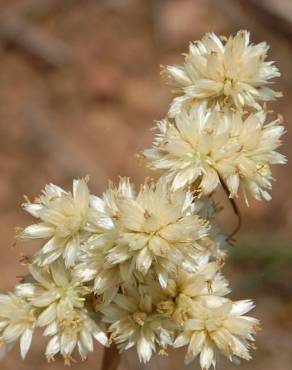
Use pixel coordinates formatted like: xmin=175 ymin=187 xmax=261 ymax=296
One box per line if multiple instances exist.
xmin=0 ymin=0 xmax=291 ymax=369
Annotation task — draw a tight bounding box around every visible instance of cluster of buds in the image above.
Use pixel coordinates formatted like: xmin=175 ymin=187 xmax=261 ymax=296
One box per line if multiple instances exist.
xmin=0 ymin=31 xmax=286 ymax=369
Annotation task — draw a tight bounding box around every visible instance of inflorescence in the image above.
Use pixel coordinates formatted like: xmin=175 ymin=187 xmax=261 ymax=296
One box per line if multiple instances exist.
xmin=0 ymin=31 xmax=286 ymax=369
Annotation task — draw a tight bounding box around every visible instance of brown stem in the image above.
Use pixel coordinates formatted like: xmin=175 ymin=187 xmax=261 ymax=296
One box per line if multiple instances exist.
xmin=101 ymin=344 xmax=120 ymax=370
xmin=219 ymin=176 xmax=242 ymax=241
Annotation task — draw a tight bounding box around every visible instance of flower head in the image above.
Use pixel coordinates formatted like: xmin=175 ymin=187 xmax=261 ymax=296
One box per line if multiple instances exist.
xmin=44 ymin=307 xmax=108 ymax=364
xmin=16 ymin=260 xmax=108 ymax=363
xmin=101 ymin=284 xmax=172 ymax=363
xmin=174 ymin=299 xmax=259 ymax=369
xmin=164 ymin=30 xmax=280 ymax=116
xmin=144 ymin=104 xmax=286 ymax=202
xmin=0 ymin=293 xmax=36 ymax=359
xmin=20 ymin=179 xmax=90 ymax=267
xmin=156 ymin=262 xmax=230 ymax=326
xmin=106 ymin=178 xmax=210 ymax=287
xmin=17 ymin=260 xmax=89 ymax=310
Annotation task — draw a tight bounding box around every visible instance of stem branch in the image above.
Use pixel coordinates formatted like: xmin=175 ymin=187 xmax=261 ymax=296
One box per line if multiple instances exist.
xmin=219 ymin=176 xmax=242 ymax=241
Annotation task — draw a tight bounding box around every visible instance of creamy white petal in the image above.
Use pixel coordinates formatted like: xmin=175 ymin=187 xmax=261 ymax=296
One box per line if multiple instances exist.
xmin=20 ymin=328 xmax=33 ymax=359
xmin=21 ymin=224 xmax=55 ymax=239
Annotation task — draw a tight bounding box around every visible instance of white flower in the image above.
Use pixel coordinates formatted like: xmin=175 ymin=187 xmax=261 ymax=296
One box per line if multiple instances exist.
xmin=156 ymin=262 xmax=230 ymax=326
xmin=16 ymin=260 xmax=108 ymax=363
xmin=144 ymin=104 xmax=286 ymax=202
xmin=174 ymin=299 xmax=259 ymax=369
xmin=101 ymin=285 xmax=172 ymax=363
xmin=0 ymin=293 xmax=36 ymax=359
xmin=17 ymin=260 xmax=89 ymax=310
xmin=44 ymin=307 xmax=108 ymax=364
xmin=106 ymin=178 xmax=210 ymax=287
xmin=164 ymin=30 xmax=280 ymax=116
xmin=20 ymin=179 xmax=90 ymax=267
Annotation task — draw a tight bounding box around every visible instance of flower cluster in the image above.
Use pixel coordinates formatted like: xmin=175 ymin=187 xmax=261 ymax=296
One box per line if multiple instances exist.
xmin=144 ymin=103 xmax=286 ymax=202
xmin=0 ymin=31 xmax=286 ymax=370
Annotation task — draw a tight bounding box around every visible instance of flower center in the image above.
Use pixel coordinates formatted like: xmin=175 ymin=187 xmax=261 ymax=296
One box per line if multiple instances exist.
xmin=156 ymin=300 xmax=175 ymax=316
xmin=180 ymin=151 xmax=213 ymax=170
xmin=205 ymin=318 xmax=220 ymax=332
xmin=59 ymin=314 xmax=83 ymax=334
xmin=56 ymin=214 xmax=84 ymax=237
xmin=132 ymin=311 xmax=147 ymax=326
